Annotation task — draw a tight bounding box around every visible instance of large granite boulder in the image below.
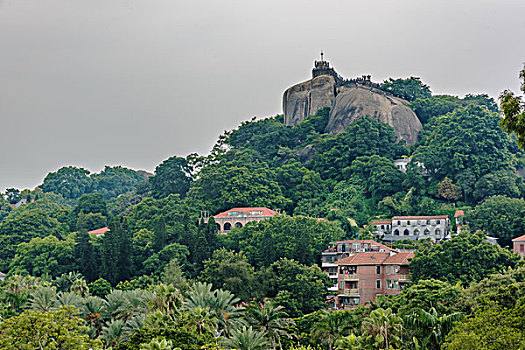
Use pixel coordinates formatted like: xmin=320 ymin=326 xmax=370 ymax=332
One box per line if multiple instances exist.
xmin=283 ymin=75 xmax=336 ymax=126
xmin=283 ymin=76 xmax=422 ymax=144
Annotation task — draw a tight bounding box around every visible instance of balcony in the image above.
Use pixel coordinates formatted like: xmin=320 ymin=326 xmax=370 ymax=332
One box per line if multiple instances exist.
xmin=397 ymin=274 xmax=409 ymax=281
xmin=343 ymin=288 xmax=359 ymax=296
xmin=342 ymin=274 xmax=359 ymax=281
xmin=328 ymin=285 xmax=338 ymax=292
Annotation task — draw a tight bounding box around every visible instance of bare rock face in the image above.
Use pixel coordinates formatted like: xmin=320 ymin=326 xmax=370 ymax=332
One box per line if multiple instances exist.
xmin=283 ymin=71 xmax=423 ymax=145
xmin=283 ymin=75 xmax=336 ymax=126
xmin=326 ymin=87 xmax=422 ymax=144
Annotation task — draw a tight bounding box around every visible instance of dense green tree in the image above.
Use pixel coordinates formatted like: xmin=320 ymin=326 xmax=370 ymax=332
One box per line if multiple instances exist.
xmin=442 ymin=301 xmax=525 ymax=350
xmin=74 ymin=193 xmax=108 ymax=216
xmin=75 ymin=230 xmax=98 ymax=281
xmin=4 ymin=188 xmax=21 ymax=204
xmin=391 ymin=279 xmax=464 ymax=316
xmin=0 ymin=208 xmax=68 ymax=271
xmin=224 ymin=215 xmax=344 ymax=268
xmin=0 ymin=194 xmax=12 ymax=223
xmin=437 ymin=177 xmax=461 ymax=202
xmin=100 ymin=219 xmax=134 ymax=284
xmin=472 ymin=170 xmax=523 ymax=202
xmin=149 ymin=156 xmax=192 ymax=199
xmin=499 ymin=63 xmax=525 ymax=149
xmin=409 ymin=232 xmax=521 ymax=285
xmin=413 ymin=105 xmax=519 ymax=201
xmin=0 ymin=306 xmax=103 ymax=349
xmin=42 ymin=166 xmax=93 ymax=199
xmin=188 ymin=151 xmax=289 ymax=214
xmin=76 ymin=212 xmax=107 ymax=231
xmin=92 ymin=166 xmax=145 ymax=199
xmin=246 ymin=302 xmax=295 ymax=350
xmin=308 ymin=117 xmax=407 ymax=181
xmin=380 ymin=77 xmax=432 ymax=102
xmin=200 ymin=249 xmax=259 ymax=301
xmin=8 ymin=235 xmax=77 ymax=277
xmin=404 ymin=307 xmax=463 ymax=350
xmin=143 ymin=243 xmax=190 ymax=276
xmin=349 ymin=155 xmax=405 ymax=199
xmin=88 ymin=278 xmax=112 ymax=297
xmin=466 ymin=195 xmax=525 ymax=247
xmin=222 ymin=326 xmax=269 ymax=350
xmin=263 ymin=258 xmax=331 ymax=317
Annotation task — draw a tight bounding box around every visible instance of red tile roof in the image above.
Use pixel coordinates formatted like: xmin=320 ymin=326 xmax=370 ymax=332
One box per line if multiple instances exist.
xmin=88 ymin=227 xmax=110 ymax=235
xmin=335 ymin=251 xmax=414 ymax=265
xmin=454 ymin=210 xmax=465 ymax=218
xmin=384 ymin=252 xmax=414 ymax=264
xmin=371 ymin=220 xmax=392 ymax=225
xmin=214 ymin=207 xmax=277 ymax=218
xmin=336 ymin=252 xmax=390 ymax=265
xmin=392 ymin=215 xmax=449 ymax=220
xmin=512 ymin=234 xmax=525 ymax=242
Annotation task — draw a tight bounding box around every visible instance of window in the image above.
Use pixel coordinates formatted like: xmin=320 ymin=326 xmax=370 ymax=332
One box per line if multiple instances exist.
xmin=387 ymin=279 xmax=394 ymax=289
xmin=376 ymin=280 xmax=381 ymax=289
xmin=224 ymin=222 xmax=232 ymax=231
xmin=364 ymin=244 xmax=368 ymax=250
xmin=407 ymin=220 xmax=411 ymax=225
xmin=394 ymin=279 xmax=399 ymax=289
xmin=521 ymin=244 xmax=525 ymax=252
xmin=228 ymin=212 xmax=239 ymax=216
xmin=437 ymin=220 xmax=441 ymax=224
xmin=249 ymin=210 xmax=263 ymax=215
xmin=386 ymin=265 xmax=392 ymax=275
xmin=426 ymin=220 xmax=430 ymax=225
xmin=235 ymin=222 xmax=243 ymax=228
xmin=424 ymin=229 xmax=430 ymax=235
xmin=397 ymin=221 xmax=401 ymax=225
xmin=381 ymin=225 xmax=385 ymax=230
xmin=414 ymin=229 xmax=420 ymax=235
xmin=404 ymin=229 xmax=410 ymax=236
xmin=435 ymin=228 xmax=441 ymax=236
xmin=394 ymin=229 xmax=399 ymax=236
xmin=376 ymin=266 xmax=381 ymax=274
xmin=339 ymin=281 xmax=344 ymax=289
xmin=353 ymin=243 xmax=361 ymax=250
xmin=393 ymin=265 xmax=400 ymax=274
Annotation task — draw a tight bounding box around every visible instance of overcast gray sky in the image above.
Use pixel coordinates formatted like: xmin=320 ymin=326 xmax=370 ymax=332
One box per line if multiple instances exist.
xmin=1 ymin=0 xmax=525 ymax=192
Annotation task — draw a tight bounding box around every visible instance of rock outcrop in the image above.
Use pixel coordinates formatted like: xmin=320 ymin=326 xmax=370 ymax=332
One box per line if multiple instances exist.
xmin=282 ymin=59 xmax=423 ymax=145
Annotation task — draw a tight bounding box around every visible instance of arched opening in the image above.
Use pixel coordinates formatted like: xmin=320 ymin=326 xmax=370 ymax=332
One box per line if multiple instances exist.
xmin=224 ymin=222 xmax=232 ymax=231
xmin=235 ymin=222 xmax=243 ymax=228
xmin=394 ymin=229 xmax=399 ymax=236
xmin=424 ymin=229 xmax=430 ymax=235
xmin=216 ymin=223 xmax=221 ymax=232
xmin=414 ymin=229 xmax=420 ymax=236
xmin=404 ymin=229 xmax=410 ymax=236
xmin=381 ymin=225 xmax=385 ymax=230
xmin=435 ymin=228 xmax=441 ymax=236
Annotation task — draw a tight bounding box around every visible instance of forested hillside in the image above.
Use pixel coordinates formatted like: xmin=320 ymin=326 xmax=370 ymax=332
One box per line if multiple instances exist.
xmin=1 ymin=76 xmax=525 ymax=349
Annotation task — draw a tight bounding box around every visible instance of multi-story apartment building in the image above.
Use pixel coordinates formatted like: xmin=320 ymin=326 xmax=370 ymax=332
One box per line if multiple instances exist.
xmin=321 ymin=240 xmax=397 ymax=306
xmin=379 ymin=215 xmax=451 ymax=242
xmin=203 ymin=207 xmax=277 ymax=234
xmin=335 ymin=251 xmax=414 ymax=310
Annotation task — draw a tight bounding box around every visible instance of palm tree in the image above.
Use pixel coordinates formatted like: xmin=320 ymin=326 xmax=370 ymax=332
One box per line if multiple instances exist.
xmin=28 ymin=286 xmax=57 ymax=311
xmin=404 ymin=307 xmax=463 ymax=350
xmin=312 ymin=311 xmax=355 ymax=350
xmin=55 ymin=291 xmax=84 ymax=309
xmin=150 ymin=283 xmax=183 ymax=315
xmin=139 ymin=338 xmax=174 ymax=350
xmin=82 ymin=295 xmax=108 ymax=337
xmin=184 ymin=306 xmax=218 ymax=335
xmin=185 ymin=282 xmax=244 ymax=334
xmin=361 ymin=308 xmax=403 ymax=350
xmin=222 ymin=326 xmax=270 ymax=350
xmin=247 ymin=302 xmax=295 ymax=350
xmin=101 ymin=319 xmax=126 ymax=347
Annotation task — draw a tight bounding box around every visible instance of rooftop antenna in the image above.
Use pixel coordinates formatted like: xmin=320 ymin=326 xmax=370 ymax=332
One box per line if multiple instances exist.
xmin=320 ymin=50 xmax=324 ymax=61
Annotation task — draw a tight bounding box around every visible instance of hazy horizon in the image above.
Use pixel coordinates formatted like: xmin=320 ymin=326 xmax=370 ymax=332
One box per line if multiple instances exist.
xmin=1 ymin=0 xmax=525 ymax=192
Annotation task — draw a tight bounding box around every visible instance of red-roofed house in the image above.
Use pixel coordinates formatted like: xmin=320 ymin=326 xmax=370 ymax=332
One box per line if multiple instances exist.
xmin=512 ymin=234 xmax=525 ymax=258
xmin=333 ymin=250 xmax=414 ymax=310
xmin=205 ymin=207 xmax=278 ymax=233
xmin=88 ymin=227 xmax=110 ymax=237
